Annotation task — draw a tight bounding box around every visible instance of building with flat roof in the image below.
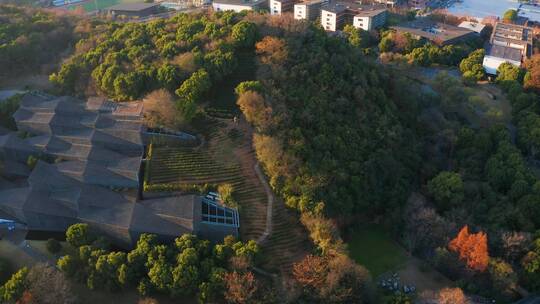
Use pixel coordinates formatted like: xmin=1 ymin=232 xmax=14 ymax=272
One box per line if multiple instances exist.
xmin=408 ymin=0 xmax=432 ymax=10
xmin=483 ymin=44 xmax=522 ymax=75
xmin=458 ymin=21 xmax=487 ymax=34
xmin=294 ymin=0 xmax=328 ymax=20
xmin=108 ymin=3 xmax=161 ymax=18
xmin=374 ymin=0 xmax=401 ymax=7
xmin=212 ymin=0 xmax=268 ymax=12
xmin=321 ymin=2 xmax=387 ymax=32
xmin=0 ymin=93 xmax=239 ymax=247
xmin=270 ymin=0 xmax=299 ymax=15
xmin=518 ymin=3 xmax=540 ymax=25
xmin=391 ymin=19 xmax=476 ymax=45
xmin=483 ymin=22 xmax=533 ymax=75
xmin=353 ymin=6 xmax=387 ymax=31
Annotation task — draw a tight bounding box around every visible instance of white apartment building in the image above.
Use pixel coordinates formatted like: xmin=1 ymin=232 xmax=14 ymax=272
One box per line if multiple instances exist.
xmin=294 ymin=0 xmax=328 ymax=20
xmin=321 ymin=3 xmax=346 ymax=31
xmin=212 ymin=0 xmax=267 ymax=12
xmin=352 ymin=7 xmax=387 ymax=31
xmin=321 ymin=3 xmax=387 ymax=32
xmin=270 ymin=0 xmax=298 ymax=15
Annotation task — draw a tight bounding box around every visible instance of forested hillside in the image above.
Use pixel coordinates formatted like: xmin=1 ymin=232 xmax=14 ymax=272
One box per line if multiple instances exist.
xmin=0 ymin=5 xmax=79 ymax=77
xmin=50 ymin=11 xmax=256 ymax=122
xmin=240 ymin=23 xmax=421 ymax=218
xmin=5 ymin=4 xmax=540 ymax=303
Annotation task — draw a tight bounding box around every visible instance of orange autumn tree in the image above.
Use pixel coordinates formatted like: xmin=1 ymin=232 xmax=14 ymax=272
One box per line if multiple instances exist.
xmin=449 ymin=225 xmax=489 ymax=272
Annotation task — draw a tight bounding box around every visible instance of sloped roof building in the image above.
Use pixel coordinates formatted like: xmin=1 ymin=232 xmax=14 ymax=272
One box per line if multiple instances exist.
xmin=0 ymin=94 xmax=239 ymax=247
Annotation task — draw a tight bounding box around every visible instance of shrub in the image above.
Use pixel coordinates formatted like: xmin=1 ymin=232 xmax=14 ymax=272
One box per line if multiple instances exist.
xmin=46 ymin=238 xmax=62 ymax=254
xmin=26 ymin=155 xmax=38 ymax=170
xmin=66 ymin=223 xmax=95 ymax=248
xmin=218 ymin=183 xmax=237 ymax=208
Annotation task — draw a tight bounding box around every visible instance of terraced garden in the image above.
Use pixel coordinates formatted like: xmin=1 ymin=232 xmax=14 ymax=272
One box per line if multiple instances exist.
xmin=146 ymin=118 xmax=311 ymax=275
xmin=146 ymin=120 xmax=268 ymax=241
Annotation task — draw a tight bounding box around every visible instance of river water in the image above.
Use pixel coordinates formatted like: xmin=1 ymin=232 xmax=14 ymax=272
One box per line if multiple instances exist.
xmin=447 ymin=0 xmax=520 ymax=19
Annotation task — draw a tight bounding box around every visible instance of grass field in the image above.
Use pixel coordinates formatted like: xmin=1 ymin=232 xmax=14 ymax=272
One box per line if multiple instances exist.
xmin=68 ymin=0 xmax=143 ymax=12
xmin=347 ymin=226 xmax=408 ymax=277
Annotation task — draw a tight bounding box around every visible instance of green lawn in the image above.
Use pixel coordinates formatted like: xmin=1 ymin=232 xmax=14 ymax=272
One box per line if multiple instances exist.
xmin=68 ymin=0 xmax=144 ymax=12
xmin=347 ymin=226 xmax=408 ymax=277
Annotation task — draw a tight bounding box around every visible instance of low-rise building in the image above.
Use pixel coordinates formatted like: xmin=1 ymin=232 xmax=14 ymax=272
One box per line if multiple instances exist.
xmin=321 ymin=2 xmax=387 ymax=32
xmin=159 ymin=0 xmax=210 ymax=10
xmin=518 ymin=3 xmax=540 ymax=26
xmin=408 ymin=0 xmax=431 ymax=10
xmin=294 ymin=0 xmax=328 ymax=20
xmin=270 ymin=0 xmax=298 ymax=15
xmin=458 ymin=21 xmax=487 ymax=35
xmin=212 ymin=0 xmax=268 ymax=12
xmin=0 ymin=93 xmax=239 ymax=247
xmin=483 ymin=22 xmax=533 ymax=75
xmin=353 ymin=6 xmax=387 ymax=31
xmin=391 ymin=19 xmax=476 ymax=45
xmin=483 ymin=45 xmax=523 ymax=75
xmin=374 ymin=0 xmax=401 ymax=8
xmin=108 ymin=3 xmax=160 ymax=18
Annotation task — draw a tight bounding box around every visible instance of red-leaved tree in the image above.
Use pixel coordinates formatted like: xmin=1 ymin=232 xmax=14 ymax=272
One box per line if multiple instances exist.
xmin=449 ymin=226 xmax=489 ymax=272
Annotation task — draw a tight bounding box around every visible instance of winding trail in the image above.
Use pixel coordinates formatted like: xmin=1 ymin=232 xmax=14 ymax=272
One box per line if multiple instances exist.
xmin=254 ymin=162 xmax=273 ymax=245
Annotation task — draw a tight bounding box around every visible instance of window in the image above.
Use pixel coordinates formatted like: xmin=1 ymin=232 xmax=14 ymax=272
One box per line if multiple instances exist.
xmin=201 ymin=198 xmax=239 ymax=227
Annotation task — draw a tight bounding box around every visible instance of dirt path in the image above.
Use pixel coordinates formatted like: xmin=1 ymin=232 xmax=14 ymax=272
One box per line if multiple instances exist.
xmin=397 ymin=256 xmax=454 ymax=292
xmin=254 ymin=163 xmax=273 ymax=244
xmin=229 ymin=119 xmax=311 ymax=277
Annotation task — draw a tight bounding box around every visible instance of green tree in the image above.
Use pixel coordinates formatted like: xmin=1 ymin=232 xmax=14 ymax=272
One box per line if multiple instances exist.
xmin=66 ymin=223 xmax=95 ymax=248
xmin=459 ymin=49 xmax=485 ymax=82
xmin=235 ymin=80 xmax=263 ymax=95
xmin=343 ymin=25 xmax=369 ymax=48
xmin=157 ymin=64 xmax=183 ymax=91
xmin=175 ymin=69 xmax=211 ymax=121
xmin=497 ymin=62 xmax=524 ymax=91
xmin=231 ymin=21 xmax=257 ymax=48
xmin=46 ymin=238 xmax=62 ymax=254
xmin=503 ymin=9 xmax=518 ymax=22
xmin=428 ymin=171 xmax=464 ymax=210
xmin=0 ymin=267 xmax=28 ymax=302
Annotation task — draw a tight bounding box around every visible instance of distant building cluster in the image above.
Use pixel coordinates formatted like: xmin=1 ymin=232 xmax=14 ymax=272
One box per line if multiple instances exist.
xmin=0 ymin=94 xmax=239 ymax=247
